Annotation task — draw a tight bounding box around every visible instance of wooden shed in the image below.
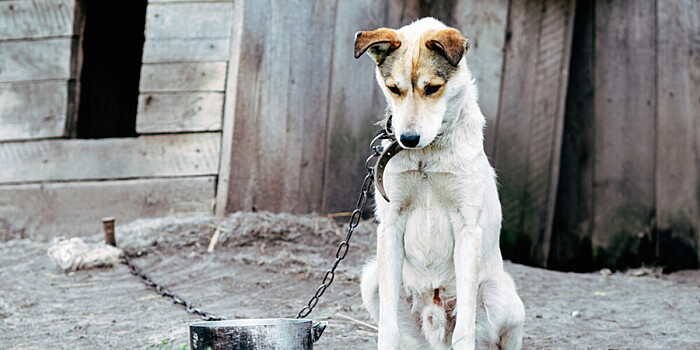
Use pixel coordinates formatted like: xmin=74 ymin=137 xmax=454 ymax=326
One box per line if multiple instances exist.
xmin=1 ymin=0 xmax=698 ymax=271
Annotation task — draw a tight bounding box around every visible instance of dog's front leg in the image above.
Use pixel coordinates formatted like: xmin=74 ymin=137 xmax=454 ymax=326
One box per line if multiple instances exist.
xmin=376 ymin=222 xmax=404 ymax=350
xmin=452 ymin=213 xmax=483 ymax=350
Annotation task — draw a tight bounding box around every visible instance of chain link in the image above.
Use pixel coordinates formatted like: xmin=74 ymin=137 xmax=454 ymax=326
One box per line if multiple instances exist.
xmin=297 ymin=129 xmax=393 ymax=319
xmin=121 ymin=255 xmax=227 ymax=321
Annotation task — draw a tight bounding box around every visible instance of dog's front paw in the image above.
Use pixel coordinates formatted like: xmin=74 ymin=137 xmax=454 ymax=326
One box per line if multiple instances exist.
xmin=451 ymin=329 xmax=475 ymax=350
xmin=377 ymin=329 xmax=400 ymax=350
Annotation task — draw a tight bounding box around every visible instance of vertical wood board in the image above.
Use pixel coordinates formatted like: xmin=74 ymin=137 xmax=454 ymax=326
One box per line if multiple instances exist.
xmin=494 ymin=0 xmax=575 ymax=266
xmin=521 ymin=0 xmax=575 ymax=267
xmin=550 ymin=0 xmax=596 ymax=270
xmin=592 ymin=0 xmax=656 ymax=267
xmin=450 ymin=0 xmax=509 ymax=156
xmin=321 ymin=0 xmax=388 ymax=214
xmin=655 ymin=0 xmax=700 ymax=268
xmin=215 ymin=0 xmax=244 ymax=216
xmin=226 ymin=0 xmax=336 ymax=214
xmin=493 ymin=0 xmax=547 ymax=264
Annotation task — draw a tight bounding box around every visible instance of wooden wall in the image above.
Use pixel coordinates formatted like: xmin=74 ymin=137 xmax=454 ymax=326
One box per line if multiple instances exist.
xmin=553 ymin=0 xmax=700 ymax=271
xmin=492 ymin=0 xmax=576 ymax=267
xmin=214 ymin=0 xmax=576 ymax=269
xmin=0 ymin=0 xmax=78 ymax=141
xmin=2 ymin=0 xmax=697 ymax=271
xmin=655 ymin=0 xmax=700 ymax=270
xmin=218 ymin=0 xmax=515 ymax=215
xmin=0 ymin=0 xmax=234 ymax=239
xmin=137 ymin=0 xmax=234 ymax=134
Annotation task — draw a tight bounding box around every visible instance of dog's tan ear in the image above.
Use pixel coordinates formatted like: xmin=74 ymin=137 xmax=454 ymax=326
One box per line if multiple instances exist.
xmin=354 ymin=28 xmax=401 ymax=64
xmin=425 ymin=28 xmax=469 ymax=66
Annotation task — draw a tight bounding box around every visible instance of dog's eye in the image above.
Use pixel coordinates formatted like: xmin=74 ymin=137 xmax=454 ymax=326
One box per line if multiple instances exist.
xmin=425 ymin=84 xmax=442 ymax=96
xmin=387 ymin=85 xmax=401 ymax=95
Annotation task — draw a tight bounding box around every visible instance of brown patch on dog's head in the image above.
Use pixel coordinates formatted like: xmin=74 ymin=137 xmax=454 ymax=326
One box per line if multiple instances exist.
xmin=424 ymin=28 xmax=469 ymax=67
xmin=354 ymin=28 xmax=401 ymax=65
xmin=355 ymin=19 xmax=471 ymax=149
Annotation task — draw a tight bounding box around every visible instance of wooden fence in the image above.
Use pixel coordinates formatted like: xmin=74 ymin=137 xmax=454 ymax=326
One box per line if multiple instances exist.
xmin=0 ymin=0 xmax=698 ymax=271
xmin=553 ymin=0 xmax=700 ymax=271
xmin=217 ymin=0 xmax=577 ymax=270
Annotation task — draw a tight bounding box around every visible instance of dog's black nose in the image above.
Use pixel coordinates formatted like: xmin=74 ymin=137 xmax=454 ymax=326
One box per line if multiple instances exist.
xmin=399 ymin=133 xmax=420 ymax=148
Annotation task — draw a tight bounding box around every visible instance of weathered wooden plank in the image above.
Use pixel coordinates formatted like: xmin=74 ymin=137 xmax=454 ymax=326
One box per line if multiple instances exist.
xmin=493 ymin=0 xmax=545 ymax=264
xmin=592 ymin=0 xmax=656 ymax=269
xmin=63 ymin=0 xmax=85 ymax=138
xmin=321 ymin=0 xmax=387 ymax=214
xmin=550 ymin=0 xmax=596 ymax=271
xmin=0 ymin=38 xmax=73 ymax=82
xmin=136 ymin=92 xmax=224 ymax=133
xmin=142 ymin=38 xmax=230 ymax=63
xmin=493 ymin=0 xmax=575 ymax=267
xmin=145 ymin=2 xmax=233 ymax=39
xmin=216 ymin=0 xmax=244 ymax=216
xmin=225 ymin=0 xmax=336 ymax=214
xmin=139 ymin=62 xmax=227 ymax=92
xmin=656 ymin=0 xmax=700 ymax=270
xmin=0 ymin=133 xmax=221 ymax=183
xmin=0 ymin=0 xmax=74 ymax=40
xmin=0 ymin=81 xmax=67 ymax=141
xmin=521 ymin=0 xmax=575 ymax=267
xmin=442 ymin=0 xmax=509 ymax=157
xmin=150 ymin=0 xmax=232 ymax=2
xmin=0 ymin=177 xmax=215 ymax=239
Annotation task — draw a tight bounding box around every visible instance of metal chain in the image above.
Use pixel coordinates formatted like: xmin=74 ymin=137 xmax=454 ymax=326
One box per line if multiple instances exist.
xmin=121 ymin=255 xmax=227 ymax=321
xmin=121 ymin=128 xmax=393 ymax=322
xmin=297 ymin=129 xmax=393 ymax=319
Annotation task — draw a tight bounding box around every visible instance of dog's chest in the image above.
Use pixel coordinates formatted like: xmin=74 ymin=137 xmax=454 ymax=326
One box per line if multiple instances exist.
xmin=387 ymin=161 xmax=464 ymax=290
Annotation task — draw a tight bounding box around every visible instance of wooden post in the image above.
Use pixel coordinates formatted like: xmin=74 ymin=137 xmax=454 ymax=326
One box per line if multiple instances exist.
xmin=102 ymin=217 xmax=116 ymax=246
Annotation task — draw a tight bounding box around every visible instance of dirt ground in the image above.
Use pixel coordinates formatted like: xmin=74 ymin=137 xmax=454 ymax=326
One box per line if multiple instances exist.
xmin=1 ymin=212 xmax=699 ymax=349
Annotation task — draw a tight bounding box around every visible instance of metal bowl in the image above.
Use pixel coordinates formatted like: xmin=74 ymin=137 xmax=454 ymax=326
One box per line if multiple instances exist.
xmin=190 ymin=318 xmax=326 ymax=350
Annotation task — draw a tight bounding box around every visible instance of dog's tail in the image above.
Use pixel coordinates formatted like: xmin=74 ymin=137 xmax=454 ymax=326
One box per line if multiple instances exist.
xmin=360 ymin=259 xmax=380 ymax=322
xmin=421 ymin=302 xmax=448 ymax=349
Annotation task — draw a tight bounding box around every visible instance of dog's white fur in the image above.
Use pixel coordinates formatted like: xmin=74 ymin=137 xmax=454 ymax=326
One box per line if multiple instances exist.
xmin=358 ymin=18 xmax=525 ymax=350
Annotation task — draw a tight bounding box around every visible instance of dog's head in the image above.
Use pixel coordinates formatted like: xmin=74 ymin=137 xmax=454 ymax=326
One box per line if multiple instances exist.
xmin=355 ymin=18 xmax=470 ymax=149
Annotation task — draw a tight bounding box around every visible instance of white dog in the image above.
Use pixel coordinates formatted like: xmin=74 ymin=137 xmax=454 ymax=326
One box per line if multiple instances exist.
xmin=355 ymin=18 xmax=525 ymax=350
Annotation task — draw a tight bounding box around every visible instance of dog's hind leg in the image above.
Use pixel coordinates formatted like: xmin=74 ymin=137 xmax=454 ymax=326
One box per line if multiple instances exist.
xmin=361 ymin=259 xmax=427 ymax=349
xmin=475 ymin=272 xmax=524 ymax=350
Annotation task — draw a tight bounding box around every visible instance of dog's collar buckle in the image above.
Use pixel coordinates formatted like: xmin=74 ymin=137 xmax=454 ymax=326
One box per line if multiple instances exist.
xmin=374 ymin=139 xmax=403 ymax=202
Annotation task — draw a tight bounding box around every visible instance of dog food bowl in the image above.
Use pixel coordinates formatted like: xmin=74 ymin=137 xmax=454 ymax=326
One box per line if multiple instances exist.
xmin=190 ymin=318 xmax=326 ymax=350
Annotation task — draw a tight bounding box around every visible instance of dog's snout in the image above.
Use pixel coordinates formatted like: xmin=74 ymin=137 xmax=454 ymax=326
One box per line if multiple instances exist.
xmin=400 ymin=133 xmax=420 ymax=148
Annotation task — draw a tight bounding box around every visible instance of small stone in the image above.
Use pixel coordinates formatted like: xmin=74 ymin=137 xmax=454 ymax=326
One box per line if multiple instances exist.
xmin=599 ymin=268 xmax=612 ymax=276
xmin=571 ymin=310 xmax=581 ymax=318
